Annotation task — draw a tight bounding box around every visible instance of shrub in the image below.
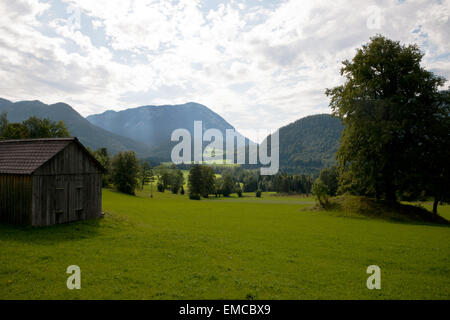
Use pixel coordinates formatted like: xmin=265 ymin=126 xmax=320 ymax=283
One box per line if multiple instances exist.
xmin=157 ymin=182 xmax=165 ymax=192
xmin=189 ymin=193 xmax=201 ymax=200
xmin=319 ymin=166 xmax=338 ymax=196
xmin=171 ymin=185 xmax=179 ymax=194
xmin=222 ymin=173 xmax=234 ymax=197
xmin=256 ymin=189 xmax=262 ymax=198
xmin=312 ymin=179 xmax=330 ymax=207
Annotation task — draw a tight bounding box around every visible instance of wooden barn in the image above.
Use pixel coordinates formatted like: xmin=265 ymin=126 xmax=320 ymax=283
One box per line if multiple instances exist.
xmin=0 ymin=138 xmax=104 ymax=226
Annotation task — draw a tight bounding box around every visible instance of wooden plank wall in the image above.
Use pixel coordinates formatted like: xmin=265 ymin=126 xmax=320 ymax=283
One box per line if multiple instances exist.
xmin=31 ymin=173 xmax=102 ymax=226
xmin=0 ymin=175 xmax=32 ymax=225
xmin=31 ymin=141 xmax=103 ymax=226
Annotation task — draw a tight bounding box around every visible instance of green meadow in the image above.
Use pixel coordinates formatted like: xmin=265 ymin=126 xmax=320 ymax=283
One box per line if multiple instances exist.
xmin=0 ymin=188 xmax=449 ymax=300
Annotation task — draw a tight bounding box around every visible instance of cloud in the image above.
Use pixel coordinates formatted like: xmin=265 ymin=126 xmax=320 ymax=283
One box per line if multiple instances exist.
xmin=0 ymin=0 xmax=448 ymax=141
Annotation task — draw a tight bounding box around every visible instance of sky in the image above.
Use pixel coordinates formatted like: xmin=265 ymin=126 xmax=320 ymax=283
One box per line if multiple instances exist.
xmin=0 ymin=0 xmax=449 ymax=141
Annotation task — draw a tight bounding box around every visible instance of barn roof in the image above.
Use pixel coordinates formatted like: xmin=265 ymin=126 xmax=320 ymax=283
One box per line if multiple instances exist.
xmin=0 ymin=137 xmax=104 ymax=174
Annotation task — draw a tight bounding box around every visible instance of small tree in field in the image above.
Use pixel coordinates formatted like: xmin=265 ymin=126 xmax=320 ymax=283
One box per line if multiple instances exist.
xmin=170 ymin=169 xmax=184 ymax=194
xmin=236 ymin=183 xmax=243 ymax=197
xmin=139 ymin=161 xmax=153 ymax=190
xmin=201 ymin=165 xmax=216 ymax=198
xmin=222 ymin=173 xmax=234 ymax=197
xmin=154 ymin=165 xmax=171 ymax=191
xmin=188 ymin=164 xmax=203 ymax=199
xmin=148 ymin=168 xmax=155 ymax=197
xmin=312 ymin=179 xmax=330 ymax=207
xmin=215 ymin=177 xmax=224 ymax=197
xmin=111 ymin=151 xmax=139 ymax=195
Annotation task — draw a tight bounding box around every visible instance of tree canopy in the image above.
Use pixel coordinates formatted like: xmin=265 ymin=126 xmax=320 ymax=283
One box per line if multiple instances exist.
xmin=326 ymin=35 xmax=449 ymax=213
xmin=0 ymin=113 xmax=70 ymax=140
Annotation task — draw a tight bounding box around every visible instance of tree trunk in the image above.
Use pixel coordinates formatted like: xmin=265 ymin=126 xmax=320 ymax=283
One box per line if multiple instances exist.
xmin=433 ymin=197 xmax=439 ymax=216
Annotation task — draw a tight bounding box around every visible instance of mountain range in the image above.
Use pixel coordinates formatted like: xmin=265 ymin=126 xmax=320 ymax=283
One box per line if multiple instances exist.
xmin=0 ymin=98 xmax=343 ymax=174
xmin=87 ymin=102 xmax=249 ymax=159
xmin=0 ymin=98 xmax=152 ymax=157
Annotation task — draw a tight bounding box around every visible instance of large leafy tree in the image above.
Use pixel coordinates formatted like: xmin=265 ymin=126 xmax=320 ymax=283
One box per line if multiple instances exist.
xmin=326 ymin=35 xmax=446 ymax=202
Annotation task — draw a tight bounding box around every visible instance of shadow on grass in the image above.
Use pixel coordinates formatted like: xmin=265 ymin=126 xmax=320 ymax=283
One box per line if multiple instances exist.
xmin=0 ymin=217 xmax=104 ymax=244
xmin=310 ymin=195 xmax=450 ymax=228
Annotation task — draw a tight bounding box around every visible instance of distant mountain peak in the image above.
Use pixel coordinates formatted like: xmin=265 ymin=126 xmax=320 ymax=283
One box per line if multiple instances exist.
xmin=87 ymin=102 xmax=247 ymax=159
xmin=0 ymin=97 xmax=12 ymax=105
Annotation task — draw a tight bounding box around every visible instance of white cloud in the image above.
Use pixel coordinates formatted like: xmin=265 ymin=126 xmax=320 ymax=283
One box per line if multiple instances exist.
xmin=0 ymin=0 xmax=449 ymax=141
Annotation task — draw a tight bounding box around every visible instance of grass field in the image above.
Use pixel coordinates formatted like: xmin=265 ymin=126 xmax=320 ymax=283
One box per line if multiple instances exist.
xmin=0 ymin=188 xmax=449 ymax=299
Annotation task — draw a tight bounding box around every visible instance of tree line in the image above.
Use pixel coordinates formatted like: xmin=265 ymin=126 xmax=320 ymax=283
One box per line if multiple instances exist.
xmin=185 ymin=164 xmax=314 ymax=200
xmin=0 ymin=113 xmax=70 ymax=140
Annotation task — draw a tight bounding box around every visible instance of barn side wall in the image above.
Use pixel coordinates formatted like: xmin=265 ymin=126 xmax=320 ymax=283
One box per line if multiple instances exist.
xmin=31 ymin=174 xmax=102 ymax=226
xmin=31 ymin=142 xmax=103 ymax=227
xmin=0 ymin=175 xmax=32 ymax=225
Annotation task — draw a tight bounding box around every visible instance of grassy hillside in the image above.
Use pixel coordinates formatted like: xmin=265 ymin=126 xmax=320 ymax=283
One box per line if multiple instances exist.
xmin=0 ymin=189 xmax=449 ymax=299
